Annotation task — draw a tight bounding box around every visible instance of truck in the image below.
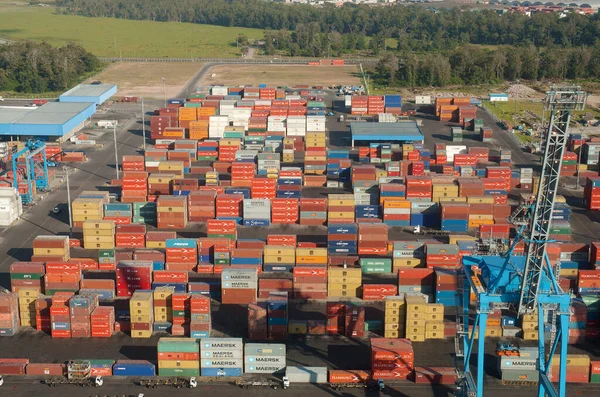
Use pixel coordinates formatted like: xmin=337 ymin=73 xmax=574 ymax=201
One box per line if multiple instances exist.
xmin=97 ymin=120 xmax=118 ymax=129
xmin=413 ymin=225 xmax=449 ymax=236
xmin=137 ymin=377 xmax=197 ymax=388
xmin=236 ymin=376 xmax=289 ymax=389
xmin=43 ymin=376 xmax=103 ymax=387
xmin=330 ymin=379 xmax=385 ymax=391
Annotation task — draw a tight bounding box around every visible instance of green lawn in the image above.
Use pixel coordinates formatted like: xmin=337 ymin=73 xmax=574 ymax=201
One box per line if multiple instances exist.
xmin=484 ymin=99 xmax=600 ymax=127
xmin=0 ymin=2 xmax=264 ymax=58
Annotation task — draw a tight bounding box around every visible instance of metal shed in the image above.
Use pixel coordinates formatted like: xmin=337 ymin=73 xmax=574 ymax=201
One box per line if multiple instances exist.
xmin=350 ymin=122 xmax=424 ymax=148
xmin=0 ymin=102 xmax=96 ymax=139
xmin=59 ymin=84 xmax=118 ymax=106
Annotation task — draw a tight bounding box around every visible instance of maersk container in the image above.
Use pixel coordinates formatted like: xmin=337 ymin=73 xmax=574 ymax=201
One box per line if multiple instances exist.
xmin=201 ymin=367 xmax=242 ymax=377
xmin=285 ymin=366 xmax=328 ymax=384
xmin=500 ymin=369 xmax=539 ymax=381
xmin=112 ymin=360 xmax=155 ymax=376
xmin=499 ymin=357 xmax=537 ymax=371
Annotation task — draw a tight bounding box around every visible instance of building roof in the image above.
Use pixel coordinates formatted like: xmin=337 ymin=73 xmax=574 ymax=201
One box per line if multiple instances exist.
xmin=350 ymin=122 xmax=424 ymax=142
xmin=489 ymin=93 xmax=509 ymax=97
xmin=15 ymin=102 xmax=95 ymax=125
xmin=0 ymin=107 xmax=33 ymax=125
xmin=60 ymin=84 xmax=117 ymax=98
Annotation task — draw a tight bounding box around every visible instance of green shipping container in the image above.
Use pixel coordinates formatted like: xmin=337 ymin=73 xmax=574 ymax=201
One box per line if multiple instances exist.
xmin=197 ymin=156 xmax=218 ymax=161
xmin=10 ymin=273 xmax=44 ymax=280
xmin=591 ymin=374 xmax=600 ymax=383
xmin=172 ymin=311 xmax=186 ymax=318
xmin=184 ymin=103 xmax=202 ymax=108
xmin=99 ymin=249 xmax=116 ymax=258
xmin=158 ymin=368 xmax=200 ymax=377
xmin=45 ymin=289 xmax=78 ymax=296
xmin=214 ymin=259 xmax=230 ymax=265
xmin=364 ymin=320 xmax=383 ymax=332
xmin=157 ymin=338 xmax=200 ymax=353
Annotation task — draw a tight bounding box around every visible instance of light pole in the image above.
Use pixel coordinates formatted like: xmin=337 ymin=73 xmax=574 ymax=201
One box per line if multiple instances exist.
xmin=162 ymin=77 xmax=167 ymax=107
xmin=63 ymin=165 xmax=73 ymax=236
xmin=113 ymin=124 xmax=120 ymax=180
xmin=576 ymin=125 xmax=587 ymax=189
xmin=513 ymin=79 xmax=519 ymax=131
xmin=141 ymin=97 xmax=146 ymax=151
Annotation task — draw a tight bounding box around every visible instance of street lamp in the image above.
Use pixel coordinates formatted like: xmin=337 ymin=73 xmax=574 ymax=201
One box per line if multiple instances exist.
xmin=113 ymin=124 xmax=120 ymax=180
xmin=63 ymin=165 xmax=73 ymax=236
xmin=576 ymin=125 xmax=587 ymax=189
xmin=162 ymin=77 xmax=167 ymax=107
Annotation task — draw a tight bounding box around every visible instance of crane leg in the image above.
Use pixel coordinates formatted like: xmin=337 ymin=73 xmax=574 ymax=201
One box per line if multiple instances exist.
xmin=477 ymin=312 xmax=487 ymax=397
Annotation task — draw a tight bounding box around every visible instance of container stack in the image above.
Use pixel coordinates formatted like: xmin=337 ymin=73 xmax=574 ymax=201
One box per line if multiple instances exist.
xmin=32 ymin=235 xmax=70 ymax=262
xmin=90 ymin=306 xmax=115 ymax=338
xmin=152 ymin=286 xmax=174 ymax=333
xmin=360 ymin=259 xmax=393 ymax=275
xmin=370 ymin=338 xmax=414 ymax=380
xmin=252 ymin=177 xmax=277 ymax=200
xmin=384 ymin=95 xmax=402 ymax=114
xmin=244 ymin=343 xmax=286 ymax=375
xmin=383 ymin=200 xmax=410 ymax=227
xmin=221 ymin=268 xmax=258 ymax=304
xmin=263 ymin=246 xmax=295 ymax=273
xmin=325 ymin=302 xmax=345 ymax=335
xmin=549 ymin=354 xmax=590 ymax=383
xmin=268 ymin=293 xmax=288 ymax=340
xmin=158 ymin=338 xmax=200 ymax=377
xmin=435 ymin=269 xmax=459 ymax=306
xmin=121 ymin=173 xmax=148 ymax=203
xmin=0 ymin=187 xmax=22 ymax=226
xmin=50 ymin=292 xmax=73 ymax=338
xmin=498 ymin=348 xmax=538 ymax=383
xmin=171 ymin=292 xmax=191 ymax=336
xmin=71 ymin=197 xmax=104 ymax=227
xmin=35 ymin=297 xmax=51 ymax=333
xmin=200 ymin=338 xmax=243 ymax=377
xmin=345 ymin=303 xmax=365 ymax=338
xmin=115 ymin=224 xmax=145 ymax=248
xmin=327 ymin=223 xmax=358 ymax=255
xmin=190 ymin=295 xmax=211 ymax=338
xmin=82 ymin=220 xmax=115 ymax=250
xmin=358 ymin=224 xmax=388 ymax=255
xmin=44 ymin=262 xmax=81 ymax=296
xmin=197 ymin=140 xmax=219 ymax=162
xmin=328 ymin=194 xmax=355 ymax=223
xmin=328 ymin=266 xmax=362 ymax=298
xmin=130 ymin=290 xmax=154 ymax=338
xmin=480 ymin=127 xmax=493 ymax=142
xmin=10 ymin=262 xmax=44 ymax=294
xmin=351 ymin=96 xmax=368 ymax=116
xmin=16 ymin=287 xmax=39 ymax=328
xmin=113 ymin=360 xmax=155 ymax=376
xmin=187 ymin=191 xmax=216 ymax=222
xmin=299 ymin=198 xmax=327 ymax=225
xmin=441 ymin=203 xmax=469 ymax=232
xmin=157 ymin=195 xmax=188 ymax=229
xmin=69 ymin=294 xmax=98 ymax=338
xmin=0 ymin=288 xmax=19 ymax=336
xmin=133 ymin=202 xmax=157 ymax=225
xmin=116 ymin=261 xmax=153 ymax=297
xmin=270 ymin=198 xmax=298 ymax=224
xmin=585 ymin=177 xmax=600 ymax=210
xmin=392 ymin=241 xmax=425 ymax=272
xmin=291 ymin=256 xmax=327 ymax=292
xmin=384 ymin=296 xmax=406 ymax=338
xmin=165 ymin=238 xmax=198 ymax=272
xmin=248 ymin=302 xmax=268 ymax=340
xmin=104 ymin=203 xmax=133 ymax=223
xmin=426 ymin=244 xmax=460 ymax=269
xmin=243 ymin=198 xmax=271 ymax=226
xmin=406 ymin=176 xmax=432 ymax=200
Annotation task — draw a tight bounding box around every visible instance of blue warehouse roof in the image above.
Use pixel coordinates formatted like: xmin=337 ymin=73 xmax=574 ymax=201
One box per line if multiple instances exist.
xmin=0 ymin=102 xmax=96 ymax=137
xmin=350 ymin=122 xmax=424 ymax=142
xmin=59 ymin=83 xmax=118 ymax=106
xmin=489 ymin=93 xmax=509 ymax=98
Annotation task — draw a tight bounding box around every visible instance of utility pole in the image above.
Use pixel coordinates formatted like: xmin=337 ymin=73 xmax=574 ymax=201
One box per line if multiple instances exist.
xmin=576 ymin=125 xmax=587 ymax=189
xmin=513 ymin=79 xmax=519 ymax=131
xmin=63 ymin=165 xmax=72 ymax=236
xmin=141 ymin=97 xmax=146 ymax=151
xmin=162 ymin=77 xmax=167 ymax=107
xmin=114 ymin=36 xmax=117 ymax=57
xmin=113 ymin=124 xmax=120 ymax=180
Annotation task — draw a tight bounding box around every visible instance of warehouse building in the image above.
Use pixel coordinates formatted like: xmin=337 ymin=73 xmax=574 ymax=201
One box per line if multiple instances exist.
xmin=488 ymin=93 xmax=509 ymax=102
xmin=350 ymin=122 xmax=424 ymax=148
xmin=59 ymin=84 xmax=118 ymax=106
xmin=0 ymin=102 xmax=96 ymax=141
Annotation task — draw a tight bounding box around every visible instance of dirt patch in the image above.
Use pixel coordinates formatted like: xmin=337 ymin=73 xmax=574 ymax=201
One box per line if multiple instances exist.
xmin=199 ymin=64 xmax=361 ymax=87
xmin=87 ymin=62 xmax=204 ymax=99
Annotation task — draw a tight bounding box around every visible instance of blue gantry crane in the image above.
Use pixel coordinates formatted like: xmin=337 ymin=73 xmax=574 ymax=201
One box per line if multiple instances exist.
xmin=11 ymin=139 xmax=49 ymax=204
xmin=454 ymin=86 xmax=587 ymax=397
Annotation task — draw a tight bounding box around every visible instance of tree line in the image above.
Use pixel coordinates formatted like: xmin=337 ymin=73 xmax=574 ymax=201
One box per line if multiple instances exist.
xmin=374 ymin=45 xmax=600 ymax=87
xmin=56 ymin=0 xmax=600 ymax=50
xmin=0 ymin=42 xmax=100 ymax=93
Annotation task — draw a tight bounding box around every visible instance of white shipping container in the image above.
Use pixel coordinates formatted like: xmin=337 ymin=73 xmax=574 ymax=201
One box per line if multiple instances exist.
xmin=211 ymin=86 xmax=229 ymax=96
xmin=202 ymin=350 xmax=243 ymax=359
xmin=446 ymin=145 xmax=468 ymax=162
xmin=221 ymin=269 xmax=258 ymax=282
xmin=286 ymin=367 xmax=328 ymax=384
xmin=415 ymin=95 xmax=431 ymax=105
xmin=201 ymin=338 xmax=243 ymax=351
xmin=202 ymin=359 xmax=243 ymax=368
xmin=286 ymin=131 xmax=306 ymax=137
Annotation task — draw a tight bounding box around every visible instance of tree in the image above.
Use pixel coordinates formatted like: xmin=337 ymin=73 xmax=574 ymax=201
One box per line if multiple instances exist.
xmin=237 ymin=34 xmax=249 ymax=47
xmin=376 ymin=53 xmax=399 ymax=83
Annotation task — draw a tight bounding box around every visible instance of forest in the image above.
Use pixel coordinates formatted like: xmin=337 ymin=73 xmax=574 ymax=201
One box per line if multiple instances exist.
xmin=55 ymin=0 xmax=600 ymax=86
xmin=0 ymin=42 xmax=100 ymax=93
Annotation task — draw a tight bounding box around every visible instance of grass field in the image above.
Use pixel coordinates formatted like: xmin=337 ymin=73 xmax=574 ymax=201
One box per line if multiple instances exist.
xmin=87 ymin=62 xmax=204 ymax=99
xmin=0 ymin=2 xmax=264 ymax=58
xmin=199 ymin=65 xmax=362 ymax=87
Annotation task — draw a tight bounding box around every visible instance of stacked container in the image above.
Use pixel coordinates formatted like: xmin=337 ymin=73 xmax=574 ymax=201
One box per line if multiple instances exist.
xmin=207 ymin=219 xmax=238 ymax=241
xmin=243 ymin=198 xmax=271 ymax=226
xmin=158 ymin=338 xmax=200 ymax=377
xmin=384 ymin=296 xmax=406 ymax=338
xmin=201 ymin=338 xmax=243 ymax=377
xmin=345 ymin=303 xmax=365 ymax=338
xmin=115 ymin=224 xmax=145 ymax=248
xmin=270 ymin=198 xmax=298 ymax=224
xmin=121 ymin=172 xmax=148 ymax=203
xmin=0 ymin=288 xmax=19 ymax=336
xmin=498 ymin=347 xmax=538 ymax=382
xmin=10 ymin=262 xmax=44 ymax=294
xmin=585 ymin=177 xmax=600 ymax=210
xmin=130 ymin=290 xmax=154 ymax=338
xmin=153 ymin=286 xmax=175 ymax=332
xmin=299 ymin=198 xmax=327 ymax=225
xmin=263 ymin=246 xmax=295 ymax=273
xmin=327 ymin=223 xmax=358 ymax=255
xmin=35 ymin=297 xmax=51 ymax=333
xmin=190 ymin=295 xmax=211 ymax=338
xmin=328 ymin=266 xmax=361 ymax=298
xmin=441 ymin=203 xmax=469 ymax=232
xmin=165 ymin=238 xmax=198 ymax=271
xmin=116 ymin=261 xmax=152 ymax=297
xmin=358 ymin=224 xmax=388 ymax=255
xmin=328 ymin=194 xmax=355 ymax=223
xmin=82 ymin=220 xmax=115 ymax=250
xmin=113 ymin=360 xmax=155 ymax=376
xmin=248 ymin=302 xmax=268 ymax=340
xmin=293 ymin=267 xmax=327 ymax=299
xmin=172 ymin=292 xmax=191 ymax=336
xmin=157 ymin=195 xmax=188 ymax=229
xmin=71 ymin=197 xmax=104 ymax=227
xmin=32 ymin=235 xmax=70 ymax=262
xmin=244 ymin=343 xmax=286 ymax=375
xmin=370 ymin=338 xmax=414 ymax=380
xmin=188 ymin=191 xmax=216 ymax=222
xmin=45 ymin=262 xmax=81 ymax=295
xmin=133 ymin=202 xmax=157 ymax=225
xmin=16 ymin=287 xmax=39 ymax=328
xmin=50 ymin=292 xmax=73 ymax=338
xmin=90 ymin=306 xmax=114 ymax=338
xmin=268 ymin=293 xmax=288 ymax=340
xmin=221 ymin=268 xmax=258 ymax=304
xmin=70 ymin=294 xmax=98 ymax=338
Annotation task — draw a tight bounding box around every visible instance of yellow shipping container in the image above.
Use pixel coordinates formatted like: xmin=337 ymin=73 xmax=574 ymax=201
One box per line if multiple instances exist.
xmin=468 ymin=214 xmax=494 ymax=221
xmin=83 ymin=235 xmax=115 ymax=244
xmin=288 ymin=320 xmax=308 ymax=334
xmin=402 ymin=144 xmax=414 ymax=153
xmin=448 ymin=235 xmax=477 ymax=245
xmin=468 ymin=219 xmax=494 ymax=227
xmin=328 ymin=268 xmax=361 ymax=278
xmin=83 ymin=220 xmax=115 ymax=230
xmin=264 ymin=246 xmax=296 ymax=256
xmin=383 ymin=200 xmax=410 ymax=208
xmin=522 ymin=330 xmax=538 ymax=340
xmin=384 ymin=323 xmax=405 ymax=331
xmin=384 ymin=330 xmax=403 ymax=338
xmin=72 ymin=198 xmax=104 ymax=210
xmin=438 ymin=197 xmax=467 ymax=203
xmin=83 ymin=242 xmax=115 ymax=250
xmin=153 ymin=287 xmax=175 ymax=300
xmin=18 ymin=296 xmax=37 ymax=306
xmin=146 ymin=241 xmax=166 ymax=249
xmin=385 ymin=308 xmax=405 ymax=317
xmin=467 ymin=196 xmax=495 ymax=204
xmin=521 ymin=321 xmax=538 ymax=330
xmin=82 ymin=229 xmax=114 ymax=237
xmin=425 ymin=330 xmax=444 ymax=339
xmin=560 ymin=269 xmax=578 ymax=276
xmin=551 ymin=354 xmax=591 ymax=367
xmin=33 ymin=247 xmax=69 ymax=256
xmin=328 ymin=212 xmax=355 ymax=220
xmin=328 ymin=277 xmax=362 ymax=284
xmin=393 ymin=258 xmax=424 ymax=268
xmin=484 ymin=327 xmax=502 ymax=337
xmin=521 ymin=313 xmax=538 ymax=322
xmin=432 ymin=185 xmax=459 ymax=193
xmin=296 ymin=248 xmax=327 ymax=262
xmin=425 ymin=304 xmax=444 ymax=314
xmin=406 ymin=319 xmax=426 ymax=327
xmin=384 ymin=315 xmax=405 ymax=324
xmin=426 ymin=323 xmax=444 ymax=332
xmin=327 ymin=287 xmax=361 ymax=298
xmin=17 ymin=288 xmax=41 ymax=298
xmin=375 ymin=169 xmax=387 ymax=179
xmin=131 ymin=330 xmax=153 ymax=339
xmin=156 ymin=206 xmax=186 ymax=213
xmin=154 ymin=314 xmax=170 ymax=323
xmin=219 ymin=139 xmax=241 ymax=146
xmin=158 ymin=360 xmax=199 ymax=369
xmin=148 ymin=174 xmax=175 ymax=184
xmin=265 ymin=255 xmax=296 ymax=264
xmin=405 ymin=333 xmax=425 ymax=342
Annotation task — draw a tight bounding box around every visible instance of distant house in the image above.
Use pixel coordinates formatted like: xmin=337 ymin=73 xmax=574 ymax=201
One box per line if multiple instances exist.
xmin=489 ymin=93 xmax=509 ymax=102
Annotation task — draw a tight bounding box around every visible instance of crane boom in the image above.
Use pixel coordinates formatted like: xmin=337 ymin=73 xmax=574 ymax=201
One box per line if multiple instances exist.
xmin=517 ymin=87 xmax=587 ymax=315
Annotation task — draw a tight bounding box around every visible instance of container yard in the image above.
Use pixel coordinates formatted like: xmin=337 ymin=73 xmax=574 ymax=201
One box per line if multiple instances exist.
xmin=1 ymin=78 xmax=600 ymax=397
